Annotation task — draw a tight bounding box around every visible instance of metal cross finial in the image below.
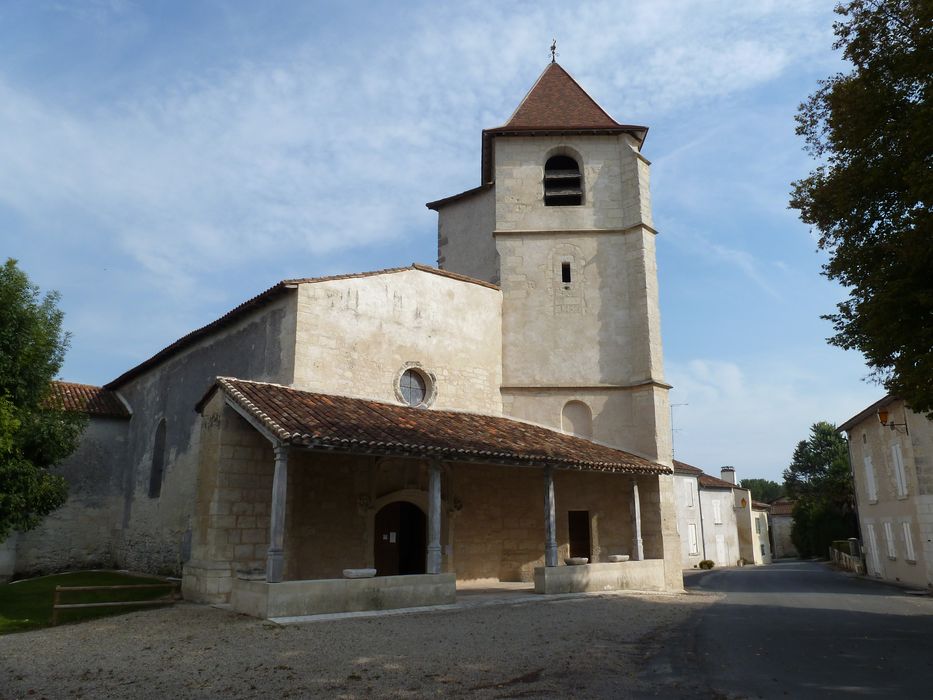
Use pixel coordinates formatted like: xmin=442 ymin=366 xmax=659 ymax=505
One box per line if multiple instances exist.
xmin=550 ymin=39 xmax=558 ymax=63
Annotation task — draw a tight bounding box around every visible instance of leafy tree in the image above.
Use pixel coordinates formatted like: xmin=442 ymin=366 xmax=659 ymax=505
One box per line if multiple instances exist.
xmin=739 ymin=478 xmax=785 ymax=504
xmin=782 ymin=421 xmax=857 ymax=557
xmin=0 ymin=259 xmax=84 ymax=541
xmin=790 ymin=0 xmax=933 ymax=415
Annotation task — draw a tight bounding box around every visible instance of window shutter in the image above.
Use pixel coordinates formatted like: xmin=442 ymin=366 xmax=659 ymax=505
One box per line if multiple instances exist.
xmin=883 ymin=521 xmax=896 ymax=559
xmin=903 ymin=522 xmax=916 ymax=561
xmin=864 ymin=456 xmax=877 ymax=501
xmin=712 ymin=499 xmax=722 ymax=524
xmin=688 ymin=523 xmax=698 ymax=554
xmin=866 ymin=524 xmax=880 ymax=576
xmin=891 ymin=444 xmax=907 ymax=497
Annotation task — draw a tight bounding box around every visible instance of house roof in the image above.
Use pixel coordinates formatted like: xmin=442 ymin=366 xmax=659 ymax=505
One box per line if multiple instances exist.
xmin=838 ymin=395 xmax=896 ymax=432
xmin=201 ymin=377 xmax=672 ymax=475
xmin=752 ymin=501 xmax=771 ymax=511
xmin=697 ymin=473 xmax=741 ymax=490
xmin=770 ymin=498 xmax=795 ymax=516
xmin=46 ymin=381 xmax=130 ymax=418
xmin=105 ymin=264 xmax=497 ymax=390
xmin=425 ymin=183 xmax=493 ymax=211
xmin=673 ymin=459 xmax=704 ymax=476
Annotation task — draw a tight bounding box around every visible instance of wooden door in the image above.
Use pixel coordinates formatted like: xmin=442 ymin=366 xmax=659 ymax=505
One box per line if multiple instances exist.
xmin=374 ymin=501 xmax=427 ymax=576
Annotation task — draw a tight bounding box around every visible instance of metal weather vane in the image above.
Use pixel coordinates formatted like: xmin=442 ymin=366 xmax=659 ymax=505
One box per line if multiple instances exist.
xmin=550 ymin=39 xmax=558 ymax=63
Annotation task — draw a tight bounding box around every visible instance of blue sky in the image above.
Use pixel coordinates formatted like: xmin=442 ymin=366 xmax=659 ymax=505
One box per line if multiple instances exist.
xmin=0 ymin=1 xmax=881 ymax=483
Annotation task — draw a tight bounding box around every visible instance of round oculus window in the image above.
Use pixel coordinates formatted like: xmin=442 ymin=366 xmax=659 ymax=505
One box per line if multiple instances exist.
xmin=399 ymin=369 xmax=427 ymax=407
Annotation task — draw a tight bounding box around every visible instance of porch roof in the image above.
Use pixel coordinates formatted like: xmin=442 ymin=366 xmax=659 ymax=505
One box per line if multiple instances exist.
xmin=203 ymin=377 xmax=671 ymax=475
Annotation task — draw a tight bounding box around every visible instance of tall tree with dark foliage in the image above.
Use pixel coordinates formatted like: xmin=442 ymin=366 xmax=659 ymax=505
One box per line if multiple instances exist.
xmin=783 ymin=421 xmax=857 ymax=557
xmin=790 ymin=0 xmax=933 ymax=414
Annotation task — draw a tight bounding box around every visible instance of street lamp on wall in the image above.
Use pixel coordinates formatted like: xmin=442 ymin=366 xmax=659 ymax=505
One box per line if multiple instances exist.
xmin=877 ymin=408 xmax=909 ymax=435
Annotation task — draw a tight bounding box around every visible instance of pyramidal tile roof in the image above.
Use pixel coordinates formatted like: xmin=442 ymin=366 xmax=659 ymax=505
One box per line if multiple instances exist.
xmin=502 ymin=62 xmax=621 ymax=130
xmin=478 ymin=62 xmax=649 ymax=184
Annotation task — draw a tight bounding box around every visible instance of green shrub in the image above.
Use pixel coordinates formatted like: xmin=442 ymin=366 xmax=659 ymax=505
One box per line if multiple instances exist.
xmin=699 ymin=560 xmax=715 ymax=570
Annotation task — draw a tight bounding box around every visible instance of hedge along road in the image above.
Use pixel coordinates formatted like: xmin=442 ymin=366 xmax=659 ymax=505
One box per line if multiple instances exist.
xmin=645 ymin=559 xmax=933 ymax=698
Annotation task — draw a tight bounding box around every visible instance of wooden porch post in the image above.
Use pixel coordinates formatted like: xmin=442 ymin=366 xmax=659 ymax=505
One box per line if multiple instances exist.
xmin=426 ymin=460 xmax=443 ymax=574
xmin=631 ymin=477 xmax=644 ymax=561
xmin=544 ymin=466 xmax=558 ymax=567
xmin=266 ymin=444 xmax=289 ymax=583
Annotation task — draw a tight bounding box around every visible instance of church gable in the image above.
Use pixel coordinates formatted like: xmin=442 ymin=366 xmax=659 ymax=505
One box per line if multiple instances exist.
xmin=291 ymin=266 xmax=502 ymax=415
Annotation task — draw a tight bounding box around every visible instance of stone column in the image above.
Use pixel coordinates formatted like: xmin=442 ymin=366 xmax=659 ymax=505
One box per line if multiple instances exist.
xmin=427 ymin=460 xmax=442 ymax=575
xmin=265 ymin=444 xmax=289 ymax=583
xmin=544 ymin=466 xmax=558 ymax=567
xmin=632 ymin=477 xmax=644 ymax=561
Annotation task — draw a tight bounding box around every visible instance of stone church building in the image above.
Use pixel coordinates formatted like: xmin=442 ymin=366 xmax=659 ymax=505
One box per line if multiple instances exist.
xmin=3 ymin=62 xmax=683 ymax=617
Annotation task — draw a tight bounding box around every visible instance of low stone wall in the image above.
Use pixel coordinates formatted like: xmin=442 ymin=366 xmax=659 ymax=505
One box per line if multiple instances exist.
xmin=533 ymin=560 xmax=667 ymax=594
xmin=231 ymin=573 xmax=457 ymax=619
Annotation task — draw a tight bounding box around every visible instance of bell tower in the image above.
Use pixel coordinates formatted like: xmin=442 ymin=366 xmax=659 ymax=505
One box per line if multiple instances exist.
xmin=427 ymin=62 xmax=672 ymax=467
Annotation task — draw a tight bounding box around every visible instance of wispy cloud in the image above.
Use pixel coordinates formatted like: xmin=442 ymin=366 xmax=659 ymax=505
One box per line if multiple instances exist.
xmin=667 ymin=356 xmax=879 ymax=482
xmin=0 ymin=0 xmax=840 ymax=384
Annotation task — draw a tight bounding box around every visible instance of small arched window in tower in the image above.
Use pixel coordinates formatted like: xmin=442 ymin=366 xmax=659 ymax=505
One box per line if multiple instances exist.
xmin=562 ymin=401 xmax=593 ymax=438
xmin=544 ymin=155 xmax=583 ymax=206
xmin=149 ymin=419 xmax=167 ymax=499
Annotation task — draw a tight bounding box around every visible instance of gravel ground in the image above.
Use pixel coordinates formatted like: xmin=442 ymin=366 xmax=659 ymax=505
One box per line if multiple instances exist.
xmin=1 ymin=589 xmax=716 ymax=699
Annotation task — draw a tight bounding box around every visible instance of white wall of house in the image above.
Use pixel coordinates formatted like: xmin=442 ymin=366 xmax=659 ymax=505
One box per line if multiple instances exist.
xmin=699 ymin=487 xmax=740 ymax=567
xmin=752 ymin=508 xmax=772 ymax=565
xmin=843 ymin=398 xmax=933 ymax=588
xmin=673 ymin=473 xmax=704 ymax=567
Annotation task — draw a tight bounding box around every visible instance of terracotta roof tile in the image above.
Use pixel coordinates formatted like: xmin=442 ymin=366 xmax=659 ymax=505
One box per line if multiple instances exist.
xmin=479 ymin=63 xmax=648 ymax=186
xmin=501 ymin=63 xmax=621 ymax=130
xmin=697 ymin=473 xmax=740 ymax=490
xmin=673 ymin=459 xmax=704 ymax=475
xmin=770 ymin=499 xmax=795 ymax=516
xmin=46 ymin=381 xmax=130 ymax=418
xmin=206 ymin=378 xmax=671 ymax=475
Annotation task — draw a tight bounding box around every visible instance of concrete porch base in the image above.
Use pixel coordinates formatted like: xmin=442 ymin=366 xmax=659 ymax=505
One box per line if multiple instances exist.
xmin=534 ymin=560 xmax=667 ymax=594
xmin=231 ymin=573 xmax=457 ymax=619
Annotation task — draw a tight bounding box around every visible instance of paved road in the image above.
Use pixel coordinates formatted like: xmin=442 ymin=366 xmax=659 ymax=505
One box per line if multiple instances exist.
xmin=649 ymin=560 xmax=933 ymax=698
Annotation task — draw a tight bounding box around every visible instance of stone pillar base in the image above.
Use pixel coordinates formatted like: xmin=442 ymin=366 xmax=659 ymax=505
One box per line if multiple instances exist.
xmin=182 ymin=560 xmax=234 ymax=603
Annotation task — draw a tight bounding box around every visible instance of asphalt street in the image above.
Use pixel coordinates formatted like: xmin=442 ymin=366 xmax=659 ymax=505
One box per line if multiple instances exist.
xmin=647 ymin=559 xmax=933 ymax=699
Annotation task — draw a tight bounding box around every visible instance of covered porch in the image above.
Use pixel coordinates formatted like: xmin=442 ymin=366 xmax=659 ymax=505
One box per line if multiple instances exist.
xmin=182 ymin=378 xmax=679 ymax=618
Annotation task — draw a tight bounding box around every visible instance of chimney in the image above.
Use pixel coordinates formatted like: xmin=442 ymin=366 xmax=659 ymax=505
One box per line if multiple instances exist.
xmin=721 ymin=466 xmax=736 ymax=484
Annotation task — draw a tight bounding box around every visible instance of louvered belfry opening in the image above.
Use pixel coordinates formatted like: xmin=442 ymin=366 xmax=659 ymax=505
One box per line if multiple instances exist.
xmin=544 ymin=155 xmax=583 ymax=206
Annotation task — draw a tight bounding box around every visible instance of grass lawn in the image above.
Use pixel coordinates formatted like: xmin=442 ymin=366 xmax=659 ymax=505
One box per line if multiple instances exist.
xmin=0 ymin=570 xmax=177 ymax=635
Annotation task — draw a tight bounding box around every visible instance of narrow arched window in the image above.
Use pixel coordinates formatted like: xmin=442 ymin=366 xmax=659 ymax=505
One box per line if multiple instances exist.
xmin=544 ymin=155 xmax=582 ymax=206
xmin=149 ymin=419 xmax=166 ymax=498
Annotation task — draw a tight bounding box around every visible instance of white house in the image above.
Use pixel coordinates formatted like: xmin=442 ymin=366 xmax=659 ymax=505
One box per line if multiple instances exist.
xmin=839 ymin=396 xmax=933 ymax=588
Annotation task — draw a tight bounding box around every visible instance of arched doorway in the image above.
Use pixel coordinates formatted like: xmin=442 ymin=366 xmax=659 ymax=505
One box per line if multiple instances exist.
xmin=374 ymin=501 xmax=427 ymax=576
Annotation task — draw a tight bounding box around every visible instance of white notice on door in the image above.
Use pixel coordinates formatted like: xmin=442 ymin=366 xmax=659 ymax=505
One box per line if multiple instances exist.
xmin=389 ymin=532 xmax=397 ymax=543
